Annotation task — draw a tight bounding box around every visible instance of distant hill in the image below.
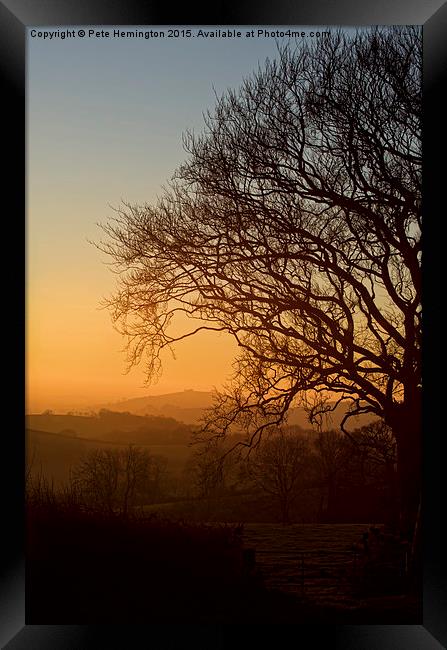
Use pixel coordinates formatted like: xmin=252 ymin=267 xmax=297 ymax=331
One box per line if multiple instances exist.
xmin=26 ymin=411 xmax=195 ymax=445
xmin=287 ymin=403 xmax=375 ymax=431
xmin=26 ymin=398 xmax=376 ymax=488
xmin=97 ymin=389 xmax=215 ymax=424
xmin=27 ymin=392 xmax=376 ymax=453
xmin=97 ymin=389 xmax=375 ymax=430
xmin=106 ymin=389 xmax=215 ymax=412
xmin=26 ymin=423 xmax=194 ymax=486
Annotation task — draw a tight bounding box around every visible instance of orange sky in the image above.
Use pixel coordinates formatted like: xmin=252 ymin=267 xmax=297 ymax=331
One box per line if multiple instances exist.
xmin=26 ymin=263 xmax=238 ymax=412
xmin=26 ymin=32 xmax=279 ymax=413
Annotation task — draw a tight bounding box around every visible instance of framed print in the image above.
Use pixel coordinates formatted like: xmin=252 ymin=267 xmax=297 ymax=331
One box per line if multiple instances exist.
xmin=1 ymin=0 xmax=446 ymax=646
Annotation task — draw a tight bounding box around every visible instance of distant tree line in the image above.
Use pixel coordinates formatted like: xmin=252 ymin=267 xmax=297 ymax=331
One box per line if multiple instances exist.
xmin=185 ymin=421 xmax=397 ymax=525
xmin=27 ymin=419 xmax=397 ymax=524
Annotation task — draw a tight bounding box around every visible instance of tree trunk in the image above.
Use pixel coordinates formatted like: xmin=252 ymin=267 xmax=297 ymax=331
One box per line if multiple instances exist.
xmin=388 ymin=398 xmax=421 ymax=538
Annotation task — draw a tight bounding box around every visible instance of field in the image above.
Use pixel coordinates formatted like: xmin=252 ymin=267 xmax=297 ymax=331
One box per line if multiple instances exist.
xmin=238 ymin=523 xmax=420 ymax=621
xmin=242 ymin=523 xmax=370 ymax=606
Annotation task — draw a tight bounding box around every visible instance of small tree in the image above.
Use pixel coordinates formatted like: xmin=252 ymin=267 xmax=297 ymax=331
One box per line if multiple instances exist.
xmin=355 ymin=420 xmax=398 ymax=523
xmin=186 ymin=439 xmax=241 ymax=499
xmin=247 ymin=428 xmax=310 ymax=524
xmin=71 ymin=448 xmax=120 ymax=513
xmin=312 ymin=423 xmax=398 ymax=522
xmin=71 ymin=446 xmax=167 ymax=515
xmin=313 ymin=429 xmax=350 ymax=520
xmin=356 ymin=420 xmax=397 ymax=476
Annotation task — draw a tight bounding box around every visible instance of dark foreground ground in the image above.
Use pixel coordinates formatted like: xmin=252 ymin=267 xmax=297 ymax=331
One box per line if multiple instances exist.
xmin=27 ymin=506 xmax=420 ymax=624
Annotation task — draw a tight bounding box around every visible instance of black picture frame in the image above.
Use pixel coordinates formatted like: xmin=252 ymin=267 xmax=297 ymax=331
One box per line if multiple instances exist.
xmin=1 ymin=0 xmax=445 ymax=647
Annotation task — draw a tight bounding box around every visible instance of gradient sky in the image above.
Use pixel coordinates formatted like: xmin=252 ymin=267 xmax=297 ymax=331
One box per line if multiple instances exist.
xmin=27 ymin=26 xmax=341 ymax=413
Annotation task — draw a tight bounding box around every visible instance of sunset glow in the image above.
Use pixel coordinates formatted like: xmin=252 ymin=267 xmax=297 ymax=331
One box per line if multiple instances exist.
xmin=26 ymin=31 xmax=278 ymax=412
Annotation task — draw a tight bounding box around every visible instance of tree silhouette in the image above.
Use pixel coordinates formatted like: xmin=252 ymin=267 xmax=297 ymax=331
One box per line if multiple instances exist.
xmin=71 ymin=446 xmax=166 ymax=515
xmin=99 ymin=28 xmax=421 ymax=533
xmin=247 ymin=428 xmax=310 ymax=524
xmin=314 ymin=429 xmax=350 ymax=520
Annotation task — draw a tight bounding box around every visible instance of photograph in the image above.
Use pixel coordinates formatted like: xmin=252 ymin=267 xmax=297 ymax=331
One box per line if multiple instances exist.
xmin=25 ymin=24 xmax=423 ymax=625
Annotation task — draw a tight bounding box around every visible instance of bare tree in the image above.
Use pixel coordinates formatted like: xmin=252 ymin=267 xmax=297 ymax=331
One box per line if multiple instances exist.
xmin=355 ymin=420 xmax=398 ymax=521
xmin=356 ymin=420 xmax=397 ymax=478
xmin=71 ymin=446 xmax=166 ymax=515
xmin=247 ymin=428 xmax=310 ymax=524
xmin=313 ymin=430 xmax=349 ymax=520
xmin=71 ymin=448 xmax=120 ymax=513
xmin=186 ymin=439 xmax=242 ymax=499
xmin=98 ymin=28 xmax=421 ymax=533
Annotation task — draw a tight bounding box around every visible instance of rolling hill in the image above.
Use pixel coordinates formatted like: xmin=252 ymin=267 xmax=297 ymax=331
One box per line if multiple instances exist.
xmin=26 ymin=426 xmax=193 ymax=486
xmin=95 ymin=389 xmax=375 ymax=430
xmin=96 ymin=389 xmax=214 ymax=424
